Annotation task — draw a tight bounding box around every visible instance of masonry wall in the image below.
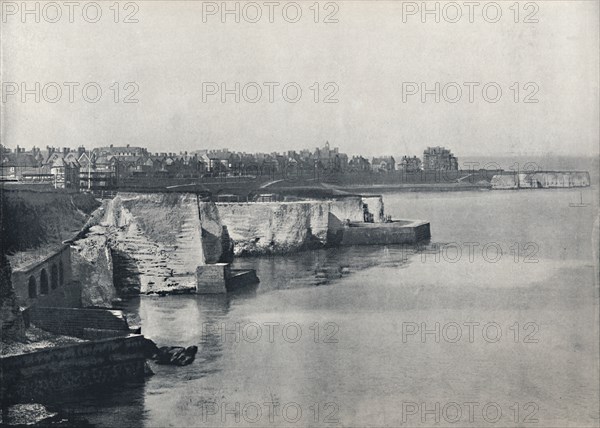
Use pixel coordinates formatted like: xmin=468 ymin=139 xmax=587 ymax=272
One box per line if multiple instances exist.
xmin=196 ymin=263 xmax=229 ymax=294
xmin=28 ymin=307 xmax=132 ymax=339
xmin=0 ymin=335 xmax=147 ymax=404
xmin=11 ymin=246 xmax=80 ymax=309
xmin=340 ymin=222 xmax=431 ymax=245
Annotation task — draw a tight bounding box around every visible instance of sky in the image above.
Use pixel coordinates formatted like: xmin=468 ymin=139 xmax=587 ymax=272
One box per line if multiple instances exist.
xmin=1 ymin=0 xmax=599 ymax=159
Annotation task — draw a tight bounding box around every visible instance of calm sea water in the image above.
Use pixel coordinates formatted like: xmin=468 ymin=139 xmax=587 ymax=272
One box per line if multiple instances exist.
xmin=52 ymin=187 xmax=599 ymax=428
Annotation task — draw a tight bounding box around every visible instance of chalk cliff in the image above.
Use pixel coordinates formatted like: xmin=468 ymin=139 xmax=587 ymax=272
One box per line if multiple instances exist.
xmin=198 ymin=201 xmax=224 ymax=264
xmin=491 ymin=172 xmax=591 ymax=189
xmin=100 ymin=193 xmax=205 ymax=294
xmin=490 ymin=174 xmax=518 ymax=189
xmin=216 ymin=201 xmax=331 ymax=255
xmin=71 ymin=226 xmax=116 ymax=307
xmin=68 ymin=193 xmax=387 ymax=297
xmin=216 ymin=196 xmax=382 ymax=256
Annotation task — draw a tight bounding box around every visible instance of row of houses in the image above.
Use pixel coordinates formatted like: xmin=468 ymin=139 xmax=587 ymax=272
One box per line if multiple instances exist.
xmin=1 ymin=143 xmax=459 ymax=190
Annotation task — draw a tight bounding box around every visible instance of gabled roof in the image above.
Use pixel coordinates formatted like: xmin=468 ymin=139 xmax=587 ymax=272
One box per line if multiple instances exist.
xmin=52 ymin=157 xmax=66 ymax=167
xmin=2 ymin=153 xmax=39 ymax=168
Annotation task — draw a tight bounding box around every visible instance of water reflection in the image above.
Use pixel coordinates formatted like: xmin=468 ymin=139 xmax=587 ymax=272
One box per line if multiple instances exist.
xmin=232 ymin=244 xmax=416 ymax=292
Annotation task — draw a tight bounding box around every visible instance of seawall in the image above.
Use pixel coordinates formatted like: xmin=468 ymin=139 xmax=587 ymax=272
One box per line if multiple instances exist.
xmin=0 ymin=334 xmax=147 ymax=404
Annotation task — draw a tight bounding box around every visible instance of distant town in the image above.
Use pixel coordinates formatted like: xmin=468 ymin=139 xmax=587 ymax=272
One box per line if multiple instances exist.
xmin=0 ymin=142 xmax=459 ymax=192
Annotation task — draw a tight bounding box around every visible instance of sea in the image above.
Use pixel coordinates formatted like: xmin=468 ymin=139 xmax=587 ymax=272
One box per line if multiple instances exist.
xmin=49 ymin=181 xmax=600 ymax=427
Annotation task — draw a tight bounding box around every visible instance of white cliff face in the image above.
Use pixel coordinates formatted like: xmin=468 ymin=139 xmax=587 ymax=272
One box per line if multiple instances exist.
xmin=70 ymin=193 xmax=389 ymax=297
xmin=101 ymin=193 xmax=205 ymax=294
xmin=490 ymin=174 xmax=518 ymax=189
xmin=329 ymin=197 xmax=364 ymax=223
xmin=361 ymin=196 xmax=385 ymax=222
xmin=71 ymin=226 xmax=116 ymax=307
xmin=198 ymin=202 xmax=224 ymax=264
xmin=216 ymin=197 xmax=375 ymax=256
xmin=216 ymin=201 xmax=332 ymax=255
xmin=491 ymin=172 xmax=591 ymax=189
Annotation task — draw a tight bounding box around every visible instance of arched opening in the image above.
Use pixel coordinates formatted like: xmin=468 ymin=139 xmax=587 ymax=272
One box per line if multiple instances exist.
xmin=28 ymin=276 xmax=37 ymax=298
xmin=51 ymin=264 xmax=59 ymax=289
xmin=59 ymin=261 xmax=64 ymax=285
xmin=40 ymin=269 xmax=49 ymax=295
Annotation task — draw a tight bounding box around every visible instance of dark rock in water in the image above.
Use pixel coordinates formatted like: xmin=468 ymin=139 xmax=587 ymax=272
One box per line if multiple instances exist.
xmin=141 ymin=337 xmax=197 ymax=366
xmin=141 ymin=337 xmax=160 ymax=359
xmin=155 ymin=346 xmax=198 ymax=366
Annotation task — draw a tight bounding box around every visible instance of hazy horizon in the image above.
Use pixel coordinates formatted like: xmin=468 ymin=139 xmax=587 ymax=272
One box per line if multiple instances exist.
xmin=2 ymin=1 xmax=599 ymax=158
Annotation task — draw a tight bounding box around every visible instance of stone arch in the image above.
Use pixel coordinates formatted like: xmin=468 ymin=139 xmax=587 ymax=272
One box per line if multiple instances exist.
xmin=51 ymin=264 xmax=59 ymax=289
xmin=59 ymin=260 xmax=64 ymax=285
xmin=40 ymin=269 xmax=49 ymax=295
xmin=28 ymin=276 xmax=37 ymax=298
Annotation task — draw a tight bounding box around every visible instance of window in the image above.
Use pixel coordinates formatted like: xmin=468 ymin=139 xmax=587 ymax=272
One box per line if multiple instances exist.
xmin=28 ymin=276 xmax=37 ymax=298
xmin=59 ymin=261 xmax=64 ymax=285
xmin=51 ymin=264 xmax=59 ymax=289
xmin=40 ymin=269 xmax=49 ymax=295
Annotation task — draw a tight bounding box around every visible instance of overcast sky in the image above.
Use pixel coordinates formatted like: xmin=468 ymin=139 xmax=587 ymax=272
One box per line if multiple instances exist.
xmin=1 ymin=0 xmax=598 ymax=158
